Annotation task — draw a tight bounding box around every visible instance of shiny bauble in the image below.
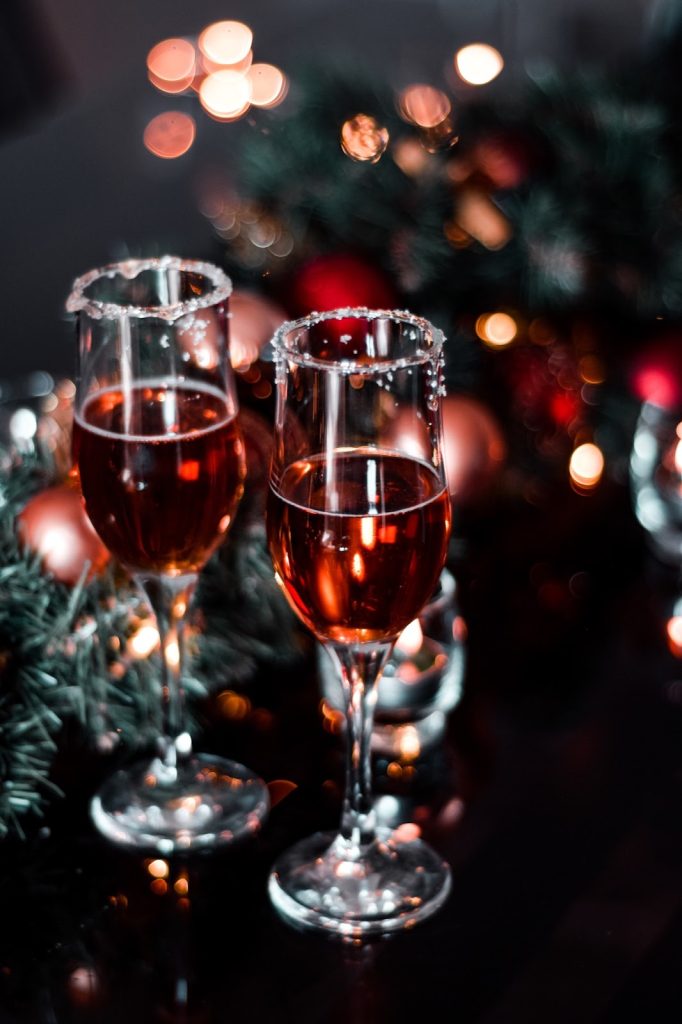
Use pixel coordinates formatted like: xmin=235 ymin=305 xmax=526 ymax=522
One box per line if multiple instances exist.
xmin=17 ymin=481 xmax=109 ymax=586
xmin=441 ymin=395 xmax=506 ymax=504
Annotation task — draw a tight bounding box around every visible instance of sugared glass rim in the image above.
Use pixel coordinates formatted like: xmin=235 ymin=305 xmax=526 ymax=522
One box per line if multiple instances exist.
xmin=270 ymin=307 xmax=444 ymax=374
xmin=65 ymin=255 xmax=232 ymax=322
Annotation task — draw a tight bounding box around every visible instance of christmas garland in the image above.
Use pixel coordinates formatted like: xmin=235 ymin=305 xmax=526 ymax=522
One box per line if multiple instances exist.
xmin=0 ymin=445 xmax=301 ymax=841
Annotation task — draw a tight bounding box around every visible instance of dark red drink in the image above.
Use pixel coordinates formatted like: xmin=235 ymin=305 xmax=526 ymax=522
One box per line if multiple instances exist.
xmin=74 ymin=381 xmax=245 ymax=574
xmin=267 ymin=449 xmax=450 ymax=644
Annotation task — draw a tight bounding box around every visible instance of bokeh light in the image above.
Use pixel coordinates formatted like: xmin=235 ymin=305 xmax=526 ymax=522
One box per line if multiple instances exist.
xmin=128 ymin=623 xmax=159 ymax=658
xmin=569 ymin=443 xmax=604 ymax=490
xmin=198 ymin=21 xmax=253 ymax=66
xmin=666 ymin=615 xmax=682 ymax=656
xmin=247 ymin=63 xmax=288 ymax=108
xmin=475 ymin=311 xmax=517 ymax=348
xmin=398 ymin=84 xmax=451 ymax=128
xmin=147 ymin=38 xmax=196 ymax=94
xmin=199 ymin=69 xmax=251 ymax=121
xmin=340 ymin=114 xmax=389 ymax=163
xmin=455 ymin=189 xmax=512 ymax=249
xmin=143 ymin=112 xmax=195 ymax=159
xmin=455 ymin=43 xmax=504 ymax=85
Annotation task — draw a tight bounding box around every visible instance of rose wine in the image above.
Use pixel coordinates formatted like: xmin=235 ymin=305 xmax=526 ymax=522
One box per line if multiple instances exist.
xmin=74 ymin=380 xmax=245 ymax=574
xmin=268 ymin=449 xmax=450 ymax=644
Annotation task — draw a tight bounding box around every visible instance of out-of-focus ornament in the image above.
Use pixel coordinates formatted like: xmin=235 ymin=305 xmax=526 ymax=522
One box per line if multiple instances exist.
xmin=291 ymin=253 xmax=395 ymax=317
xmin=230 ymin=290 xmax=288 ymax=370
xmin=440 ymin=395 xmax=506 ymax=503
xmin=472 ymin=132 xmax=532 ymax=191
xmin=17 ymin=481 xmax=109 ymax=586
xmin=238 ymin=407 xmax=274 ymax=523
xmin=630 ymin=332 xmax=682 ymax=411
xmin=340 ymin=114 xmax=389 ymax=163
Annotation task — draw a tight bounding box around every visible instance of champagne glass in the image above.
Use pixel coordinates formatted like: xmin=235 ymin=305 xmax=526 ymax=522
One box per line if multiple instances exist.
xmin=267 ymin=307 xmax=452 ymax=936
xmin=68 ymin=256 xmax=269 ymax=852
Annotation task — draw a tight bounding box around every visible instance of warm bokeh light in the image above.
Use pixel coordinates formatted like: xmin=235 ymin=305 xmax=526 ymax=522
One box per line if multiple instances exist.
xmin=397 ymin=725 xmax=421 ymax=762
xmin=455 ymin=43 xmax=504 ymax=85
xmin=217 ymin=689 xmax=252 ymax=719
xmin=340 ymin=114 xmax=389 ymax=163
xmin=128 ymin=623 xmax=160 ymax=658
xmin=398 ymin=84 xmax=451 ymax=128
xmin=569 ymin=443 xmax=604 ymax=490
xmin=247 ymin=63 xmax=288 ymax=108
xmin=666 ymin=615 xmax=682 ymax=656
xmin=147 ymin=38 xmax=196 ymax=93
xmin=143 ymin=112 xmax=196 ymax=159
xmin=201 ymin=49 xmax=253 ymax=76
xmin=392 ymin=137 xmax=430 ymax=177
xmin=675 ymin=423 xmax=682 ymax=475
xmin=455 ymin=189 xmax=512 ymax=249
xmin=147 ymin=858 xmax=169 ymax=879
xmin=198 ymin=20 xmax=253 ymax=66
xmin=475 ymin=311 xmax=517 ymax=348
xmin=163 ymin=639 xmax=179 ymax=668
xmin=199 ymin=69 xmax=251 ymax=120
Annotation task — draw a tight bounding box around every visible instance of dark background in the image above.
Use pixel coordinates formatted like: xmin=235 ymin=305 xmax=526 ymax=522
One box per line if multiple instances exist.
xmin=0 ymin=0 xmax=663 ymax=378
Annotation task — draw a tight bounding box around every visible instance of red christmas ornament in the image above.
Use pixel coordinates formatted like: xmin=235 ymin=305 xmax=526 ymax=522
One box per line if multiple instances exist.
xmin=17 ymin=481 xmax=110 ymax=586
xmin=291 ymin=253 xmax=396 ymax=317
xmin=630 ymin=333 xmax=682 ymax=410
xmin=441 ymin=395 xmax=506 ymax=504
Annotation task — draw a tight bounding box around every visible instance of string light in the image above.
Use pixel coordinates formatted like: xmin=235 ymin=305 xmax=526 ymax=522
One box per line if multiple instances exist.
xmin=340 ymin=114 xmax=389 ymax=163
xmin=147 ymin=38 xmax=196 ymax=94
xmin=475 ymin=311 xmax=517 ymax=348
xmin=455 ymin=44 xmax=504 ymax=86
xmin=569 ymin=443 xmax=604 ymax=491
xmin=199 ymin=69 xmax=251 ymax=121
xmin=198 ymin=21 xmax=253 ymax=66
xmin=398 ymin=84 xmax=451 ymax=128
xmin=143 ymin=112 xmax=195 ymax=159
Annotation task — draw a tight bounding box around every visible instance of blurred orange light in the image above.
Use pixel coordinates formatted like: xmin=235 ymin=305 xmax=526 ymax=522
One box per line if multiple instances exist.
xmin=147 ymin=38 xmax=196 ymax=93
xmin=201 ymin=49 xmax=253 ymax=76
xmin=198 ymin=21 xmax=253 ymax=65
xmin=475 ymin=311 xmax=517 ymax=348
xmin=199 ymin=69 xmax=251 ymax=121
xmin=398 ymin=84 xmax=451 ymax=128
xmin=455 ymin=43 xmax=504 ymax=85
xmin=569 ymin=443 xmax=604 ymax=490
xmin=143 ymin=112 xmax=195 ymax=159
xmin=666 ymin=615 xmax=682 ymax=655
xmin=247 ymin=63 xmax=288 ymax=108
xmin=340 ymin=114 xmax=389 ymax=163
xmin=456 ymin=189 xmax=511 ymax=249
xmin=148 ymin=858 xmax=169 ymax=879
xmin=128 ymin=623 xmax=160 ymax=658
xmin=392 ymin=137 xmax=430 ymax=177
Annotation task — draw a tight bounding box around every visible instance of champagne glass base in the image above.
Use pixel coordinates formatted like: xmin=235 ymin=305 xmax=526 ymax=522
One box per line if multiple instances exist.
xmin=90 ymin=753 xmax=269 ymax=854
xmin=268 ymin=828 xmax=451 ymax=938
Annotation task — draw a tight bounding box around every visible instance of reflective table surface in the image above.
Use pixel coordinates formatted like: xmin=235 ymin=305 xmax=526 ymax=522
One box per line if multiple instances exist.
xmin=1 ymin=475 xmax=682 ymax=1023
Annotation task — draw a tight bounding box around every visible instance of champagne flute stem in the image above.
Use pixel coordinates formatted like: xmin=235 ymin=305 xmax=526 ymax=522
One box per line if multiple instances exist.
xmin=136 ymin=573 xmax=197 ymax=777
xmin=328 ymin=642 xmax=393 ymax=854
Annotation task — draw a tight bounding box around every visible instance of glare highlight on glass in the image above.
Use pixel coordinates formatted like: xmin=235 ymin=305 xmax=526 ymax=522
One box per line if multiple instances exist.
xmin=143 ymin=112 xmax=196 ymax=159
xmin=569 ymin=443 xmax=604 ymax=490
xmin=455 ymin=43 xmax=504 ymax=85
xmin=340 ymin=114 xmax=389 ymax=163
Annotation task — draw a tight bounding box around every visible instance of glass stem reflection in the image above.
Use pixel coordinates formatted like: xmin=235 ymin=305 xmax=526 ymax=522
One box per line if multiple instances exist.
xmin=328 ymin=641 xmax=392 ymax=853
xmin=136 ymin=573 xmax=197 ymax=781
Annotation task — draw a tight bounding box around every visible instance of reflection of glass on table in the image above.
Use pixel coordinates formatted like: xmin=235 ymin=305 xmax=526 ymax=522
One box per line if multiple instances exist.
xmin=319 ymin=566 xmax=466 ymax=756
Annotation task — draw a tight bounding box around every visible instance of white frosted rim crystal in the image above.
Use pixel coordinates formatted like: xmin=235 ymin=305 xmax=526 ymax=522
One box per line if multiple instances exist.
xmin=66 ymin=255 xmax=232 ymax=322
xmin=270 ymin=306 xmax=444 ymax=373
